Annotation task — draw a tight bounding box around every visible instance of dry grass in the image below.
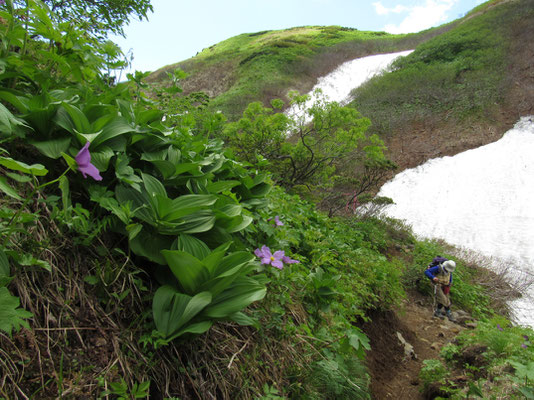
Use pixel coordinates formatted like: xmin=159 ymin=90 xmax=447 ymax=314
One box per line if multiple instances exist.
xmin=0 ymin=211 xmax=314 ymax=399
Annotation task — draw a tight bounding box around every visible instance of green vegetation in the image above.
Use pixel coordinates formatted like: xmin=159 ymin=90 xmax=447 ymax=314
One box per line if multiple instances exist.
xmin=221 ymin=90 xmax=395 ymax=214
xmin=350 ymin=0 xmax=530 ymax=136
xmin=1 ymin=0 xmax=533 ymax=399
xmin=149 ymin=26 xmax=423 ymax=119
xmin=420 ymin=317 xmax=534 ymax=398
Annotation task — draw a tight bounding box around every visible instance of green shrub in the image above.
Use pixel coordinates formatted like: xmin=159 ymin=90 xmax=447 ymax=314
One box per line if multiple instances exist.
xmin=419 ymin=359 xmax=448 ymax=390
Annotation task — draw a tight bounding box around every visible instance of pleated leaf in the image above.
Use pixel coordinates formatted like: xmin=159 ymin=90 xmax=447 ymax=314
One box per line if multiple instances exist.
xmin=152 ymin=286 xmax=211 ymax=339
xmin=161 ymin=250 xmax=210 ymax=295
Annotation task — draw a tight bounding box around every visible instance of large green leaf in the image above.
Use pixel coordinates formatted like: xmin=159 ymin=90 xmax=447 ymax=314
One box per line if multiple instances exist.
xmin=216 ymin=204 xmax=242 ymax=218
xmin=90 ymin=146 xmax=114 ymax=171
xmin=142 ymin=172 xmax=167 ymax=199
xmin=161 ymin=250 xmax=210 ymax=295
xmin=0 ymin=157 xmax=48 ymax=176
xmin=166 ymin=320 xmax=212 ymax=342
xmin=0 ymin=90 xmax=29 ymax=113
xmin=60 ymin=102 xmax=91 ymax=133
xmin=216 ymin=215 xmax=253 ymax=233
xmin=162 ymin=210 xmax=216 ymax=234
xmin=206 ymin=180 xmax=241 ymax=194
xmin=115 ymin=185 xmax=154 ymax=224
xmin=150 ymin=160 xmax=176 ymax=179
xmin=129 ymin=228 xmax=174 ymax=265
xmin=152 ymin=286 xmax=211 ymax=339
xmin=229 ymin=311 xmax=260 ymax=328
xmin=200 ymin=246 xmax=229 ymax=277
xmin=199 ymin=259 xmax=256 ymax=298
xmin=91 ymin=117 xmax=134 ymax=148
xmin=174 ymin=162 xmax=200 ymax=176
xmin=202 ymin=278 xmax=266 ymax=318
xmin=0 ymin=102 xmax=29 ymax=136
xmin=214 ymin=251 xmax=256 ymax=277
xmin=175 ymin=234 xmax=211 ymax=260
xmin=0 ymin=177 xmax=22 ymax=200
xmin=30 ymin=137 xmax=71 ymax=159
xmin=159 ymin=194 xmax=217 ymax=221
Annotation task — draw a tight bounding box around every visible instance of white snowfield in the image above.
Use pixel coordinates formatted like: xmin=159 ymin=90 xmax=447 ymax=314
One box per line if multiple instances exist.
xmin=379 ymin=116 xmax=534 ymax=327
xmin=285 ymin=50 xmax=413 ymax=122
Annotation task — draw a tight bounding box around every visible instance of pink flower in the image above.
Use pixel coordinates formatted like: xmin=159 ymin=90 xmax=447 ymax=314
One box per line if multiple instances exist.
xmin=75 ymin=142 xmax=102 ymax=181
xmin=254 ymin=245 xmax=285 ymax=269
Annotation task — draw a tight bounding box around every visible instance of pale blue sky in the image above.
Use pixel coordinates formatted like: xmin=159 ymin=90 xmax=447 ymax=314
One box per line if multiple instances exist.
xmin=112 ymin=0 xmax=486 ymax=74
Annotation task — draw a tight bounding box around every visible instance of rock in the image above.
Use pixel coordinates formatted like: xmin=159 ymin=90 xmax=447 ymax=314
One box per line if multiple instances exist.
xmin=397 ymin=331 xmax=417 ymax=360
xmin=452 ymin=310 xmax=474 ymax=324
xmin=455 ymin=310 xmax=470 ymax=317
xmin=466 ymin=322 xmax=478 ymax=329
xmin=430 ymin=342 xmax=441 ymax=350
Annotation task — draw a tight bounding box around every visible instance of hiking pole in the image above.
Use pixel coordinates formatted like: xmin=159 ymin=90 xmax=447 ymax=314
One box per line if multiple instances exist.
xmin=432 ymin=283 xmax=437 ymax=315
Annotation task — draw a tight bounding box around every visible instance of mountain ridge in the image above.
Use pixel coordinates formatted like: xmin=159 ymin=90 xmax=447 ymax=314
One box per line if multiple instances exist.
xmin=148 ymin=0 xmax=534 ymax=175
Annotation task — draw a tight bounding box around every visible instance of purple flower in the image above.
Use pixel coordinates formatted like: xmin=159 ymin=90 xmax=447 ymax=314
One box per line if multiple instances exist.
xmin=523 ymin=335 xmax=529 ymax=341
xmin=75 ymin=142 xmax=102 ymax=181
xmin=282 ymin=255 xmax=300 ymax=264
xmin=254 ymin=245 xmax=285 ymax=269
xmin=497 ymin=324 xmax=503 ymax=331
xmin=521 ymin=343 xmax=528 ymax=349
xmin=267 ymin=216 xmax=284 ymax=227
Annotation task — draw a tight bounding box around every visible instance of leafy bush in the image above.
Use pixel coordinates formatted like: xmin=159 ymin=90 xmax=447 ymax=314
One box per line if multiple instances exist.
xmin=222 ymin=91 xmax=395 ymax=217
xmin=419 ymin=359 xmax=448 ymax=390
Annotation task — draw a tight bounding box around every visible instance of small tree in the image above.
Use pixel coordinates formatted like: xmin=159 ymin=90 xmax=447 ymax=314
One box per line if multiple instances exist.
xmin=223 ymin=90 xmax=394 ymax=211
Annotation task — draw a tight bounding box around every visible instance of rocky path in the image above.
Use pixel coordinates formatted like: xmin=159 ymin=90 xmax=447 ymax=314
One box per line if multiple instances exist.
xmin=362 ymin=291 xmax=470 ymax=400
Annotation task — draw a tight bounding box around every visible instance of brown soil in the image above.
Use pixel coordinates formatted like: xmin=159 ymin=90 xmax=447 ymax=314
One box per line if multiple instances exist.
xmin=362 ymin=291 xmax=466 ymax=400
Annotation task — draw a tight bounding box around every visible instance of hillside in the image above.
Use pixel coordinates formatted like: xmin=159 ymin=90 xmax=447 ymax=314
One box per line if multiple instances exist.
xmin=1 ymin=1 xmax=534 ymax=399
xmin=149 ymin=0 xmax=534 ymax=174
xmin=147 ymin=25 xmax=455 ymax=120
xmin=351 ymin=0 xmax=534 ymax=171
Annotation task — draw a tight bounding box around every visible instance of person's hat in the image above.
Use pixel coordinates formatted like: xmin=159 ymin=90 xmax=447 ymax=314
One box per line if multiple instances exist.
xmin=443 ymin=260 xmax=456 ymax=273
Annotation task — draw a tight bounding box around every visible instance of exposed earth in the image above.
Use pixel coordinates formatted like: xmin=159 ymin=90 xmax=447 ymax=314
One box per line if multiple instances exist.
xmin=362 ymin=290 xmax=469 ymax=400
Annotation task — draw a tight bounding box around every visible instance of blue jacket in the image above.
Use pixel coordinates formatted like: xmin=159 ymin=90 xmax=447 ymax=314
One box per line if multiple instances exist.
xmin=425 ymin=265 xmax=453 ymax=285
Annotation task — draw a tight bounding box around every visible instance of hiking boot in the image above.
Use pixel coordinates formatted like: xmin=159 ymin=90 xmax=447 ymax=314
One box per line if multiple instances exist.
xmin=445 ymin=310 xmax=456 ymax=322
xmin=434 ymin=309 xmax=444 ymax=318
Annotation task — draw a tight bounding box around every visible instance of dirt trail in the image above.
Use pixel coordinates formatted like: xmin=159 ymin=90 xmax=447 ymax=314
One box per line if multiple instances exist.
xmin=362 ymin=291 xmax=466 ymax=400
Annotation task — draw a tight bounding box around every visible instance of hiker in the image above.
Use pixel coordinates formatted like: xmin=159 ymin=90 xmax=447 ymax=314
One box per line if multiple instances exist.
xmin=425 ymin=257 xmax=456 ymax=321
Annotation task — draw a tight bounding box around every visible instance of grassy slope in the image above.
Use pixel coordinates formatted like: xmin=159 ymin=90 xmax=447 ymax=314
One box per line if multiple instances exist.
xmin=148 ymin=0 xmax=534 ymax=173
xmin=147 ymin=25 xmax=453 ymax=120
xmin=351 ymin=0 xmax=534 ymax=170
